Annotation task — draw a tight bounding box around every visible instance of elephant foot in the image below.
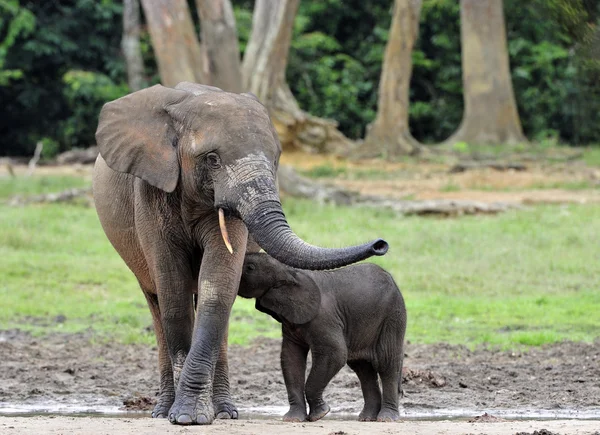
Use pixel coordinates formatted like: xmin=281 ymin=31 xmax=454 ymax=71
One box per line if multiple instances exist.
xmin=151 ymin=394 xmax=175 ymax=419
xmin=307 ymin=403 xmax=330 ymax=422
xmin=283 ymin=407 xmax=308 ymax=422
xmin=376 ymin=407 xmax=400 ymax=422
xmin=213 ymin=399 xmax=239 ymax=419
xmin=168 ymin=395 xmax=214 ymax=425
xmin=358 ymin=407 xmax=380 ymax=422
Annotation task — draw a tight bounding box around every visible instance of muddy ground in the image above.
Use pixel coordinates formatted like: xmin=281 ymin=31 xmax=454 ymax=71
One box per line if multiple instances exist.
xmin=1 ymin=330 xmax=599 ymax=433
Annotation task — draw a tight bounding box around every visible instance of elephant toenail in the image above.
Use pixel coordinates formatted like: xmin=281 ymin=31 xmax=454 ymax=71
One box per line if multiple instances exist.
xmin=197 ymin=414 xmax=210 ymax=424
xmin=176 ymin=414 xmax=193 ymax=425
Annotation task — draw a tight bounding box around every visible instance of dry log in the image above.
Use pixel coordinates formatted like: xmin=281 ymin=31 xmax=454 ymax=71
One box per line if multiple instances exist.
xmin=449 ymin=161 xmax=527 ymax=173
xmin=278 ymin=164 xmax=520 ymax=216
xmin=8 ymin=188 xmax=93 ymax=207
xmin=56 ymin=147 xmax=99 ymax=165
xmin=277 ymin=165 xmax=356 ymax=205
xmin=354 ymin=196 xmax=520 ymax=216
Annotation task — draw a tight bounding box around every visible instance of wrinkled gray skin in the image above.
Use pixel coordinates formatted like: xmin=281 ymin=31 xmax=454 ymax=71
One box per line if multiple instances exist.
xmin=238 ymin=253 xmax=406 ymax=423
xmin=92 ymin=83 xmax=388 ymax=425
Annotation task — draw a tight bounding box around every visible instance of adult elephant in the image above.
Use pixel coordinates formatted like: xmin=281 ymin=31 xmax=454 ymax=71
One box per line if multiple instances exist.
xmin=92 ymin=82 xmax=388 ymax=425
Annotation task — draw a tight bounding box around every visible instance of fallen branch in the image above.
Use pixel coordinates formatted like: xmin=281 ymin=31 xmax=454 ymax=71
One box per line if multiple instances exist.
xmin=8 ymin=187 xmax=93 ymax=207
xmin=26 ymin=142 xmax=43 ymax=177
xmin=278 ymin=165 xmax=357 ymax=206
xmin=56 ymin=146 xmax=99 ymax=165
xmin=449 ymin=161 xmax=527 ymax=173
xmin=278 ymin=165 xmax=521 ymax=216
xmin=354 ymin=196 xmax=520 ymax=216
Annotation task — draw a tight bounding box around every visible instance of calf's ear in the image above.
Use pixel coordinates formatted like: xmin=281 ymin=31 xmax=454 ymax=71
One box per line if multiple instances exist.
xmin=257 ymin=271 xmax=320 ymax=325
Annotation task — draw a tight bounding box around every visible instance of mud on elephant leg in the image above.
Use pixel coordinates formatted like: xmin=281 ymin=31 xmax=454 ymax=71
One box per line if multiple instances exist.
xmin=377 ymin=369 xmax=401 ymax=422
xmin=212 ymin=326 xmax=238 ymax=419
xmin=167 ymin=221 xmax=248 ymax=425
xmin=348 ymin=360 xmax=382 ymax=422
xmin=281 ymin=334 xmax=309 ymax=422
xmin=305 ymin=345 xmax=347 ymax=422
xmin=142 ymin=291 xmax=176 ymax=418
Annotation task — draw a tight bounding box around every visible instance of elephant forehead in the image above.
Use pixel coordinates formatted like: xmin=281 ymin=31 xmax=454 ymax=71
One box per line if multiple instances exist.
xmin=198 ymin=92 xmax=270 ymax=121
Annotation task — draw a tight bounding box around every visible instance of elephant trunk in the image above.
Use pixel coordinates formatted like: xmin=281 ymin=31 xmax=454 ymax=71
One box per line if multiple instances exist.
xmin=243 ymin=203 xmax=388 ymax=270
xmin=221 ymin=174 xmax=388 ymax=270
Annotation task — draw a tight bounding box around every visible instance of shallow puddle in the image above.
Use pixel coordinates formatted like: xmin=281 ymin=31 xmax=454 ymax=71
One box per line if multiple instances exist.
xmin=1 ymin=401 xmax=600 ymax=421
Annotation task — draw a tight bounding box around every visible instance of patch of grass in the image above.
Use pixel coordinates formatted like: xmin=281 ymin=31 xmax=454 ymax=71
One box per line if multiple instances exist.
xmin=1 ymin=179 xmax=599 ymax=349
xmin=0 ymin=175 xmax=89 ymax=200
xmin=583 ymin=147 xmax=600 ymax=167
xmin=440 ymin=183 xmax=461 ymax=192
xmin=528 ymin=180 xmax=600 ymax=190
xmin=300 ymin=165 xmax=406 ymax=181
xmin=300 ymin=165 xmax=347 ymax=178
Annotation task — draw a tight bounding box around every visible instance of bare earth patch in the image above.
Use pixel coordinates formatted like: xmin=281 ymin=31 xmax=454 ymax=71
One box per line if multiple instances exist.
xmin=1 ymin=331 xmax=599 ymax=433
xmin=280 ymin=150 xmax=600 ymax=205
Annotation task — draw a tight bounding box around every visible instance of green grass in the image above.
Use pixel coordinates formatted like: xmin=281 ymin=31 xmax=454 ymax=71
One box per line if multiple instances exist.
xmin=1 ymin=175 xmax=599 ymax=349
xmin=0 ymin=175 xmax=89 ymax=200
xmin=583 ymin=147 xmax=600 ymax=167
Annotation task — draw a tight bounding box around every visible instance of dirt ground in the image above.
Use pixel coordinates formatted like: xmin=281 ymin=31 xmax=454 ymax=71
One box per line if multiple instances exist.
xmin=1 ymin=330 xmax=599 ymax=433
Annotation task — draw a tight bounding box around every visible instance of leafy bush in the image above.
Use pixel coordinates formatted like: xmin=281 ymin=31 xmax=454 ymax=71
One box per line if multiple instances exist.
xmin=61 ymin=70 xmax=128 ymax=150
xmin=0 ymin=0 xmax=126 ymax=156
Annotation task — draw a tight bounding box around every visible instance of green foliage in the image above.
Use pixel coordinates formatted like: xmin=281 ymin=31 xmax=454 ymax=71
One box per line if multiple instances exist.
xmin=0 ymin=0 xmax=127 ymax=156
xmin=0 ymin=0 xmax=35 ymax=85
xmin=61 ymin=70 xmax=128 ymax=149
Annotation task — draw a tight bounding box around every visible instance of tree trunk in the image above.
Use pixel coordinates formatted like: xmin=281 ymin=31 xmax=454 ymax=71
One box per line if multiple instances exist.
xmin=361 ymin=0 xmax=423 ymax=158
xmin=447 ymin=0 xmax=526 ymax=145
xmin=195 ymin=0 xmax=242 ymax=92
xmin=242 ymin=0 xmax=353 ymax=155
xmin=140 ymin=0 xmax=206 ymax=87
xmin=122 ymin=0 xmax=145 ymax=91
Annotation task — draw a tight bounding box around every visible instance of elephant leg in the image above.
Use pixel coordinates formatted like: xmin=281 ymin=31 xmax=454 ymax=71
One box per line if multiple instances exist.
xmin=348 ymin=360 xmax=381 ymax=421
xmin=305 ymin=343 xmax=347 ymax=422
xmin=143 ymin=290 xmax=175 ymax=418
xmin=280 ymin=332 xmax=309 ymax=422
xmin=212 ymin=324 xmax=238 ymax=419
xmin=168 ymin=218 xmax=248 ymax=425
xmin=377 ymin=368 xmax=401 ymax=422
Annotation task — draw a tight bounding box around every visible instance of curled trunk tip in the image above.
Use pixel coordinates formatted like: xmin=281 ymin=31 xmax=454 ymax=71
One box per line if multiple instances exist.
xmin=370 ymin=239 xmax=389 ymax=256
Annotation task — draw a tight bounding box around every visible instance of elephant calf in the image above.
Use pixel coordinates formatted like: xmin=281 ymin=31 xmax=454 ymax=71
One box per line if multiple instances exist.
xmin=238 ymin=253 xmax=407 ymax=422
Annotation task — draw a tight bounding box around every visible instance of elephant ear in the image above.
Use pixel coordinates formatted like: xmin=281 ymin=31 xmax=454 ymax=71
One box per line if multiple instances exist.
xmin=95 ymin=84 xmax=190 ymax=193
xmin=258 ymin=270 xmax=321 ymax=325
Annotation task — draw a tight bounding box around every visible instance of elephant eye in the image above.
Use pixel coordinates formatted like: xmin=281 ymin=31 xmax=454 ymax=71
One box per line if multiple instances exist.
xmin=206 ymin=152 xmax=221 ymax=169
xmin=247 ymin=263 xmax=256 ymax=272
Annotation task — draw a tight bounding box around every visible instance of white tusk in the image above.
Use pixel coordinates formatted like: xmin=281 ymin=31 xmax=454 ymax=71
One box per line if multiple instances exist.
xmin=218 ymin=208 xmax=234 ymax=254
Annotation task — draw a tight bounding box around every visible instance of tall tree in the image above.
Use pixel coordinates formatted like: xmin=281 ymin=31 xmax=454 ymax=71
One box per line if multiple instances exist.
xmin=139 ymin=0 xmax=206 ymax=87
xmin=242 ymin=0 xmax=352 ymax=153
xmin=121 ymin=0 xmax=145 ymax=91
xmin=242 ymin=0 xmax=303 ymax=127
xmin=447 ymin=0 xmax=526 ymax=145
xmin=195 ymin=0 xmax=242 ymax=92
xmin=361 ymin=0 xmax=423 ymax=157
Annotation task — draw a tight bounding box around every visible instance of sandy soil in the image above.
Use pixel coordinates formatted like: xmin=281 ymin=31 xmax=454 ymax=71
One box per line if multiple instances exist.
xmin=1 ymin=330 xmax=599 ymax=433
xmin=2 ymin=415 xmax=599 ymax=435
